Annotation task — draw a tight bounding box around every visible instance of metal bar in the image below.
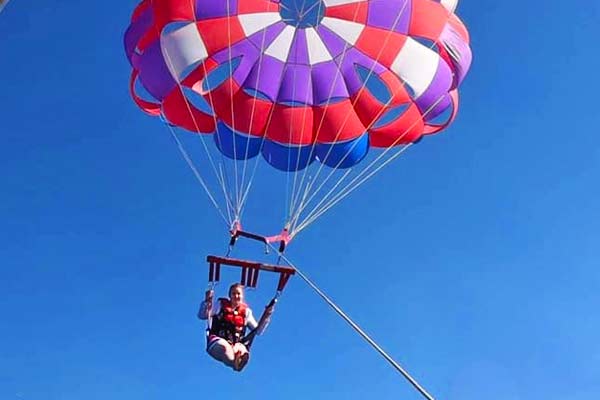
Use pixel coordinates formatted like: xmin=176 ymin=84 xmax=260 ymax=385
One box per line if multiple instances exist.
xmin=209 ymin=261 xmax=215 ymax=282
xmin=206 ymin=255 xmax=296 ymax=276
xmin=251 ymin=268 xmax=260 ymax=288
xmin=241 ymin=267 xmax=248 ymax=286
xmin=234 ymin=230 xmax=268 ymax=243
xmin=277 ymin=273 xmax=292 ymax=292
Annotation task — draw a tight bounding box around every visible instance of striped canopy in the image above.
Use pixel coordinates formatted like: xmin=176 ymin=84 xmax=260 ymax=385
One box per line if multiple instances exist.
xmin=125 ymin=0 xmax=472 ymax=171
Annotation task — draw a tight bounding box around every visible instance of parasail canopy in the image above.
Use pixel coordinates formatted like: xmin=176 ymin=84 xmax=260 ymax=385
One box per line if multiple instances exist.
xmin=124 ymin=0 xmax=472 ymax=241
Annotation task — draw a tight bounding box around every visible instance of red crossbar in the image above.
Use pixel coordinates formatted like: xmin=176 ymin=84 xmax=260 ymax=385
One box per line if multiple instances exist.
xmin=206 ymin=255 xmax=295 ymax=291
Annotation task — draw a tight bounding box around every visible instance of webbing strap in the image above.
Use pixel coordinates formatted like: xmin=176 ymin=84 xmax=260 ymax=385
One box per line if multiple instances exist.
xmin=208 ymin=262 xmax=222 ymax=284
xmin=277 ymin=273 xmax=292 ymax=292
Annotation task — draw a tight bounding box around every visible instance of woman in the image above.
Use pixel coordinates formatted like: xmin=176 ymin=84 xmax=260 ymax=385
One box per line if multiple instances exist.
xmin=198 ymin=283 xmax=258 ymax=371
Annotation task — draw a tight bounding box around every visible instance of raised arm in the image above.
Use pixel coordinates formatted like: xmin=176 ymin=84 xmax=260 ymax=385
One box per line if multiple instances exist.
xmin=245 ymin=307 xmax=258 ymax=330
xmin=197 ymin=290 xmax=214 ymax=320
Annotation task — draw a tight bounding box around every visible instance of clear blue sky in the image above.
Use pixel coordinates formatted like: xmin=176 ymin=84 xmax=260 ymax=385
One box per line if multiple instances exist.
xmin=1 ymin=1 xmax=599 ymax=399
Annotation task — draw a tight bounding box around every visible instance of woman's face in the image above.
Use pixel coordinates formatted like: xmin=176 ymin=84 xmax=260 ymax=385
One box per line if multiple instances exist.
xmin=230 ymin=286 xmax=244 ymax=306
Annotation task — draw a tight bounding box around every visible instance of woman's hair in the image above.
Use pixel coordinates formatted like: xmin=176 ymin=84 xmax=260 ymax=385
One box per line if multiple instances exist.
xmin=228 ymin=282 xmax=244 ymax=296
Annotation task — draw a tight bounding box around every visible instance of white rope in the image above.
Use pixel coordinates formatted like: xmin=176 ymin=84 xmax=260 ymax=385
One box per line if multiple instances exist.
xmin=287 ymin=0 xmax=371 ymax=228
xmin=288 ymin=0 xmax=413 ymax=226
xmin=158 ymin=78 xmax=235 ymax=225
xmin=153 ymin=0 xmax=238 ymax=226
xmin=236 ymin=17 xmax=299 ymax=224
xmin=226 ymin=0 xmax=242 ymax=219
xmin=294 ymin=143 xmax=413 ymax=235
xmin=290 ymin=2 xmax=457 ymax=235
xmin=299 ymin=0 xmax=323 ymax=19
xmin=295 ymin=93 xmax=450 ymax=236
xmin=285 ymin=0 xmax=318 ymax=226
xmin=284 ymin=19 xmax=304 ymax=224
xmin=289 ymin=166 xmax=354 ymax=233
xmin=294 ymin=92 xmax=449 ymax=236
xmin=165 ymin=123 xmax=232 ymax=226
xmin=287 ymin=0 xmax=324 ymax=223
xmin=237 ymin=15 xmax=277 ymax=223
xmin=278 ymin=1 xmax=294 ymax=12
xmin=271 ymin=245 xmax=436 ymax=400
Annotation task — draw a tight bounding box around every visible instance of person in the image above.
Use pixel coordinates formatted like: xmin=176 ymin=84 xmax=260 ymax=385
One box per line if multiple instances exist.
xmin=198 ymin=283 xmax=259 ymax=371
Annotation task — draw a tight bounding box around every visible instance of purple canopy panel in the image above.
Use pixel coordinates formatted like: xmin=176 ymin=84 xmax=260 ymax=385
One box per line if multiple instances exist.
xmin=278 ymin=64 xmax=313 ymax=105
xmin=367 ymin=0 xmax=411 ymax=34
xmin=287 ymin=29 xmax=310 ymax=65
xmin=248 ymin=23 xmax=287 ymax=50
xmin=315 ymin=26 xmax=349 ymax=59
xmin=213 ymin=38 xmax=261 ymax=86
xmin=244 ymin=56 xmax=286 ymax=101
xmin=195 ymin=0 xmax=238 ymax=20
xmin=124 ymin=7 xmax=153 ymax=68
xmin=440 ymin=24 xmax=473 ymax=86
xmin=138 ymin=40 xmax=178 ymax=100
xmin=414 ymin=58 xmax=453 ymax=120
xmin=311 ymin=61 xmax=349 ymax=104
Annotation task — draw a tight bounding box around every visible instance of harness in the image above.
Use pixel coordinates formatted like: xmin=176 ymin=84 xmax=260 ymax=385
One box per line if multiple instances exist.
xmin=209 ymin=298 xmax=248 ymax=344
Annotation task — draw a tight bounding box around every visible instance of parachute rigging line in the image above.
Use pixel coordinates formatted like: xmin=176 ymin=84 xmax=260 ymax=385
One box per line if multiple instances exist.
xmin=157 ymin=8 xmax=274 ymax=226
xmin=293 ymin=144 xmax=414 ymax=236
xmin=156 ymin=7 xmax=239 ymax=225
xmin=285 ymin=0 xmax=462 ymax=235
xmin=237 ymin=15 xmax=276 ymax=223
xmin=286 ymin=0 xmax=413 ymax=231
xmin=288 ymin=0 xmax=328 ymax=224
xmin=271 ymin=244 xmax=435 ymax=400
xmin=225 ymin=0 xmax=242 ymax=216
xmin=286 ymin=0 xmax=371 ymax=227
xmin=287 ymin=3 xmax=422 ymax=234
xmin=291 ymin=89 xmax=452 ymax=237
xmin=285 ymin=3 xmax=313 ymax=225
xmin=164 ymin=122 xmax=233 ymax=227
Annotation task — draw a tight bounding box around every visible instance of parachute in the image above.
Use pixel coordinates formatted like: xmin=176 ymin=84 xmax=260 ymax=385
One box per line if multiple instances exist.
xmin=124 ymin=0 xmax=472 ymax=244
xmin=124 ymin=0 xmax=471 ymax=245
xmin=124 ymin=1 xmax=471 ymax=394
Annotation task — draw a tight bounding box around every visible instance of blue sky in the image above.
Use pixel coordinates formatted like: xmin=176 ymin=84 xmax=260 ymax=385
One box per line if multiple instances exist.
xmin=1 ymin=1 xmax=599 ymax=399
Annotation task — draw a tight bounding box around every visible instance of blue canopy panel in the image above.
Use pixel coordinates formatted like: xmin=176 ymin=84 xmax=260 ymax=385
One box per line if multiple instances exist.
xmin=214 ymin=121 xmax=262 ymax=160
xmin=262 ymin=140 xmax=316 ymax=172
xmin=214 ymin=122 xmax=369 ymax=172
xmin=315 ymin=134 xmax=370 ymax=169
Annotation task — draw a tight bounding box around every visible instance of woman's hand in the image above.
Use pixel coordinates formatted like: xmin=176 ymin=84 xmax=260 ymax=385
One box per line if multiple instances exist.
xmin=205 ymin=290 xmax=214 ymax=302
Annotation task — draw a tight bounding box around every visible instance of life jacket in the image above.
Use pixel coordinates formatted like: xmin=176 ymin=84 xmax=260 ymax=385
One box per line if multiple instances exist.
xmin=209 ymin=298 xmax=248 ymax=344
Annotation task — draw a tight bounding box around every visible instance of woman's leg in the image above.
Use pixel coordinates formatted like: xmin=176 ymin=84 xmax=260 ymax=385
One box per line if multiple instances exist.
xmin=207 ymin=338 xmax=236 ymax=368
xmin=232 ymin=342 xmax=248 ymax=357
xmin=232 ymin=343 xmax=250 ymax=371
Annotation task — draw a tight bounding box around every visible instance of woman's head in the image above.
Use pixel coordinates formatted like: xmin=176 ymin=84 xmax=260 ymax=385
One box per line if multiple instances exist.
xmin=228 ymin=283 xmax=245 ymax=306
